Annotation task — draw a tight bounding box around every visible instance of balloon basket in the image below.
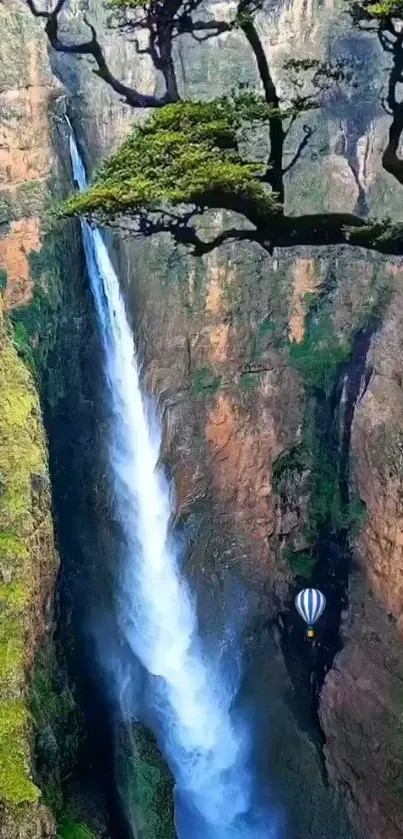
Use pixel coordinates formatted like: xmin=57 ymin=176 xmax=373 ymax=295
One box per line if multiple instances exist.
xmin=307 ymin=628 xmax=315 ymax=638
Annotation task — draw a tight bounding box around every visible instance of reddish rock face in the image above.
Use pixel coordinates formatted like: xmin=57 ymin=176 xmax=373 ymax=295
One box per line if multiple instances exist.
xmin=351 ymin=269 xmax=403 ymax=633
xmin=316 ymin=266 xmax=403 ymax=839
xmin=0 ymin=2 xmax=62 ymax=310
xmin=320 ymin=572 xmax=403 ymax=839
xmin=0 ymin=4 xmax=59 ymax=837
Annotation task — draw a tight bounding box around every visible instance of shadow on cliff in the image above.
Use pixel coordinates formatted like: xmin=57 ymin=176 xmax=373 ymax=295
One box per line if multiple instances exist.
xmin=277 ymin=324 xmax=376 ymax=748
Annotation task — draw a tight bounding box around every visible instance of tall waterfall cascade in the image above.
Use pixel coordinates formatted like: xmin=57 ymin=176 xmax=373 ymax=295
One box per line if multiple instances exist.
xmin=68 ymin=125 xmax=277 ymax=839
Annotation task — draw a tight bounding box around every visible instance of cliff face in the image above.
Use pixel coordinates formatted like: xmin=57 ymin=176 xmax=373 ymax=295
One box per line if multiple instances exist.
xmin=352 ymin=282 xmax=403 ymax=631
xmin=0 ymin=4 xmax=64 ymax=837
xmin=0 ymin=0 xmax=62 ymax=308
xmin=32 ymin=0 xmax=403 ymax=837
xmin=0 ymin=293 xmax=57 ymax=839
xmin=320 ymin=274 xmax=403 ymax=839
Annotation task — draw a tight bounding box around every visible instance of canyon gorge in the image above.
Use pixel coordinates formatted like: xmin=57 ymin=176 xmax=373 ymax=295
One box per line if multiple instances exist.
xmin=1 ymin=1 xmax=403 ymax=838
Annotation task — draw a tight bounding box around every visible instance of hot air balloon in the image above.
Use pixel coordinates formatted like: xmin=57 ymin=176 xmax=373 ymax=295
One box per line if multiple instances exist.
xmin=295 ymin=588 xmax=326 ymax=638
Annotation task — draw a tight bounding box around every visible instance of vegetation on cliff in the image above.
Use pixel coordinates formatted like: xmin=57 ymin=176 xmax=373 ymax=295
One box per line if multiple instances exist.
xmin=9 ymin=229 xmax=65 ymax=380
xmin=116 ymin=724 xmax=176 ymax=839
xmin=27 ymin=0 xmax=403 ymax=257
xmin=64 ymin=97 xmax=282 ymax=222
xmin=5 ymin=214 xmax=102 ymax=837
xmin=274 ymin=264 xmax=390 ymax=581
xmin=0 ymin=294 xmax=56 ymax=809
xmin=30 ymin=644 xmax=81 ymax=816
xmin=58 ymin=819 xmax=95 ymax=839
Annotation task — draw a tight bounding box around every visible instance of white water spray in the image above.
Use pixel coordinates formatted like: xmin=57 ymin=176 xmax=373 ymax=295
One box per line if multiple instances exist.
xmin=68 ymin=127 xmax=277 ymax=839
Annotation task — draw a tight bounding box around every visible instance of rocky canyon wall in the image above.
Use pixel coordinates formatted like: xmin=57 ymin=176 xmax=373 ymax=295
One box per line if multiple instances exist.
xmin=0 ymin=3 xmax=59 ymax=835
xmin=6 ymin=0 xmax=403 ymax=837
xmin=0 ymin=4 xmax=111 ymax=837
xmin=48 ymin=1 xmax=403 ymax=837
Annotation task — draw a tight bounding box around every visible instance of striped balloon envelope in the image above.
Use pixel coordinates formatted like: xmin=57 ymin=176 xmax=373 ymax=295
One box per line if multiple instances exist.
xmin=295 ymin=588 xmax=326 ymax=637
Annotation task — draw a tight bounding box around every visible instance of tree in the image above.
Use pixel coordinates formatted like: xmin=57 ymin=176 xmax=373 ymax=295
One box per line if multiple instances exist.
xmin=351 ymin=0 xmax=403 ymax=184
xmin=26 ymin=0 xmax=403 ymax=256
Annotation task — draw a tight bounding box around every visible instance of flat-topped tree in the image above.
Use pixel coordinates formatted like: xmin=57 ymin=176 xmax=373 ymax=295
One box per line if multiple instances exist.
xmin=26 ymin=0 xmax=403 ymax=256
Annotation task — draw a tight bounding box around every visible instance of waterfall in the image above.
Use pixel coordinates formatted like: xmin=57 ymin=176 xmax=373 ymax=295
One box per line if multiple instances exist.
xmin=68 ymin=127 xmax=277 ymax=839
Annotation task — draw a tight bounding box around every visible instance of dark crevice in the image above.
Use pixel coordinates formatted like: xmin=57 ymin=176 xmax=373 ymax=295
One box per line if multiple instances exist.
xmin=276 ymin=321 xmax=378 ymax=757
xmin=38 ymin=220 xmax=134 ymax=839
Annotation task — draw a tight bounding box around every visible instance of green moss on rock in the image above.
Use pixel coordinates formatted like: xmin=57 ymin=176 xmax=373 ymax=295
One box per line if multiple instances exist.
xmin=0 ymin=268 xmax=8 ymax=292
xmin=59 ymin=818 xmax=95 ymax=839
xmin=116 ymin=723 xmax=176 ymax=839
xmin=0 ymin=700 xmax=39 ymax=805
xmin=0 ymin=295 xmax=56 ymax=809
xmin=290 ymin=314 xmax=351 ymax=395
xmin=0 ymin=182 xmax=49 ymax=225
xmin=190 ymin=365 xmax=222 ymax=395
xmin=30 ymin=645 xmax=81 ymax=819
xmin=9 ymin=225 xmax=76 ymax=383
xmin=284 ymin=549 xmax=318 ymax=580
xmin=239 ymin=370 xmax=264 ymax=391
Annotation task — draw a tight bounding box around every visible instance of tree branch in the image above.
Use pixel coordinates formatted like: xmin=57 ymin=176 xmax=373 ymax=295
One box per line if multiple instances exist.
xmin=253 ymin=213 xmax=401 ymax=256
xmin=236 ymin=2 xmax=285 ymax=201
xmin=171 ymin=225 xmax=262 ymax=255
xmin=351 ymin=5 xmax=403 ymax=189
xmin=282 ymin=125 xmax=314 ymax=175
xmin=381 ymin=30 xmax=403 ymax=184
xmin=114 ymin=211 xmax=261 ymax=254
xmin=26 ymin=0 xmax=174 ymax=107
xmin=178 ymin=18 xmax=230 ymax=36
xmin=104 ymin=205 xmax=403 ymax=258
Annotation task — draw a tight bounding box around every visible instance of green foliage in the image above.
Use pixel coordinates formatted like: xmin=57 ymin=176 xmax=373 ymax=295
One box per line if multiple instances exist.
xmin=0 ymin=183 xmax=48 ymax=225
xmin=190 ymin=365 xmax=221 ymax=395
xmin=11 ymin=321 xmax=35 ymax=370
xmin=0 ymin=191 xmax=14 ymax=224
xmin=16 ymin=181 xmax=47 ymax=217
xmin=30 ymin=646 xmax=81 ymax=815
xmin=274 ymin=407 xmax=364 ymax=576
xmin=107 ymin=0 xmax=152 ymax=8
xmin=354 ymin=270 xmax=393 ymax=330
xmin=0 ymin=306 xmax=52 ymax=806
xmin=130 ymin=760 xmax=166 ymax=839
xmin=29 ymin=643 xmax=85 ymax=837
xmin=351 ymin=0 xmax=403 ymax=18
xmin=0 ymin=700 xmax=39 ymax=805
xmin=0 ymin=268 xmax=7 ymax=292
xmin=367 ymin=0 xmax=403 ymax=13
xmin=301 ymin=399 xmax=356 ymax=536
xmin=63 ymin=98 xmax=283 ymax=221
xmin=286 ymin=265 xmax=389 ymax=541
xmin=58 ymin=817 xmax=95 ymax=839
xmin=240 ymin=371 xmax=263 ymax=390
xmin=277 ymin=281 xmax=373 ymax=575
xmin=250 ymin=318 xmax=284 ymax=358
xmin=306 ymin=436 xmax=346 ymax=534
xmin=290 ymin=314 xmax=351 ymax=395
xmin=9 ymin=229 xmax=64 ymax=378
xmin=272 ymin=446 xmax=309 ymax=485
xmin=347 ymin=219 xmax=403 ymax=251
xmin=284 ymin=549 xmax=318 ymax=579
xmin=117 ymin=725 xmax=175 ymax=839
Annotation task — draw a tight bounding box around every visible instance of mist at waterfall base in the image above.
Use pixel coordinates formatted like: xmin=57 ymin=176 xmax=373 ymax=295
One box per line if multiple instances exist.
xmin=68 ymin=129 xmax=279 ymax=839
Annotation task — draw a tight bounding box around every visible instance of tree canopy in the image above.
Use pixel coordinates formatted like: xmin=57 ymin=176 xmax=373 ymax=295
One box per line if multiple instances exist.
xmin=26 ymin=0 xmax=403 ymax=257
